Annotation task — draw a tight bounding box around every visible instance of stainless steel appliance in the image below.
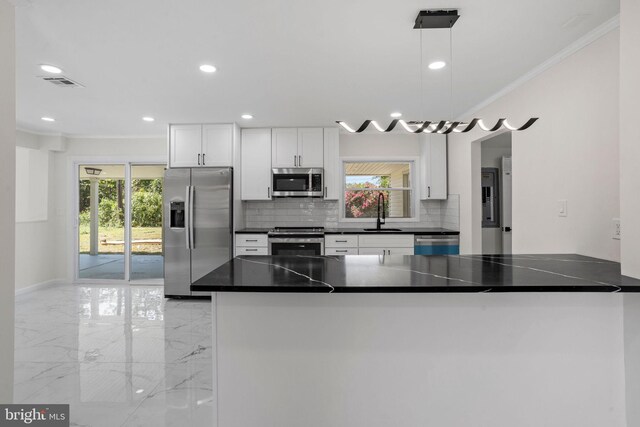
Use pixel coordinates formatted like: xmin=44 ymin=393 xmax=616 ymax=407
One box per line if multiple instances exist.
xmin=268 ymin=227 xmax=325 ymax=255
xmin=164 ymin=167 xmax=233 ymax=297
xmin=271 ymin=168 xmax=324 ymax=198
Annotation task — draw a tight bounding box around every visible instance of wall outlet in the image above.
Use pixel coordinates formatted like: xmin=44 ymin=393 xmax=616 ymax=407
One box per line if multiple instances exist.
xmin=613 ymin=218 xmax=621 ymax=240
xmin=558 ymin=200 xmax=568 ymax=217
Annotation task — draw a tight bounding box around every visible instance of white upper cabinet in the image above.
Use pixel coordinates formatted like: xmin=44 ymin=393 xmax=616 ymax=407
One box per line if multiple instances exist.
xmin=420 ymin=133 xmax=448 ymax=200
xmin=169 ymin=125 xmax=203 ymax=168
xmin=168 ymin=123 xmax=233 ymax=168
xmin=297 ymin=128 xmax=324 ymax=167
xmin=271 ymin=128 xmax=299 ymax=168
xmin=242 ymin=128 xmax=272 ymax=200
xmin=272 ymin=128 xmax=324 ymax=168
xmin=202 ymin=124 xmax=233 ymax=167
xmin=323 ymin=128 xmax=340 ymax=200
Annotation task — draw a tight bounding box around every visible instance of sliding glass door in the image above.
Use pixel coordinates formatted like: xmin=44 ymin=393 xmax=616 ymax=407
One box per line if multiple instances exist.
xmin=130 ymin=165 xmax=164 ymax=281
xmin=78 ymin=164 xmax=126 ymax=280
xmin=76 ymin=163 xmax=165 ymax=283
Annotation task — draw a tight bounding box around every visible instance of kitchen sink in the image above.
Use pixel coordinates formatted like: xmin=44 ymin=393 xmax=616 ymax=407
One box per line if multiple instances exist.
xmin=362 ymin=228 xmax=403 ymax=232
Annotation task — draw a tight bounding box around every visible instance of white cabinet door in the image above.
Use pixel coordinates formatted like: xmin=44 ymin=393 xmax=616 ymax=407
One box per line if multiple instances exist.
xmin=271 ymin=128 xmax=298 ymax=168
xmin=242 ymin=129 xmax=272 ymax=200
xmin=358 ymin=247 xmax=414 ymax=255
xmin=420 ymin=133 xmax=448 ymax=200
xmin=202 ymin=124 xmax=233 ymax=167
xmin=358 ymin=247 xmax=386 ymax=255
xmin=325 ymin=248 xmax=358 ymax=255
xmin=323 ymin=128 xmax=340 ymax=200
xmin=298 ymin=128 xmax=324 ymax=168
xmin=169 ymin=125 xmax=202 ymax=168
xmin=387 ymin=247 xmax=414 ymax=255
xmin=357 ymin=234 xmax=414 ymax=248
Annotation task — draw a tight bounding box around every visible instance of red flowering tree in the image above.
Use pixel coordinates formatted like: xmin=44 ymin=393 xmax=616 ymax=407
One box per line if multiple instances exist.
xmin=345 ymin=182 xmax=389 ymax=218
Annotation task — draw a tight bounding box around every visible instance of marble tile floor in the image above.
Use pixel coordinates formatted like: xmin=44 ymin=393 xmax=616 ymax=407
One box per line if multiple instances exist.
xmin=14 ymin=283 xmax=213 ymax=427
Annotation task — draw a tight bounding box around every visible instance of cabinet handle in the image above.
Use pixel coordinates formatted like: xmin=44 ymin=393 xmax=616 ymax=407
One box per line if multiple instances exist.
xmin=246 ymin=239 xmax=258 ymax=242
xmin=294 ymin=155 xmax=297 ymax=167
xmin=198 ymin=153 xmax=201 ymax=166
xmin=268 ymin=187 xmax=271 ymax=198
xmin=336 ymin=240 xmax=347 ymax=243
xmin=299 ymin=155 xmax=302 ymax=166
xmin=246 ymin=248 xmax=258 ymax=252
xmin=324 ymin=186 xmax=327 ymax=197
xmin=336 ymin=250 xmax=348 ymax=253
xmin=428 ymin=186 xmax=431 ymax=198
xmin=202 ymin=153 xmax=206 ymax=165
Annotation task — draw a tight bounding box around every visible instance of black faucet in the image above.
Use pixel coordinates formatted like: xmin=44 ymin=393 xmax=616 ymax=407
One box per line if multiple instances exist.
xmin=376 ymin=192 xmax=386 ymax=231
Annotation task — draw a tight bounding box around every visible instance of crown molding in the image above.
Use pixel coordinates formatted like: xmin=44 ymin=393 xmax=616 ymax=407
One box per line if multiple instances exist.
xmin=457 ymin=14 xmax=620 ymax=119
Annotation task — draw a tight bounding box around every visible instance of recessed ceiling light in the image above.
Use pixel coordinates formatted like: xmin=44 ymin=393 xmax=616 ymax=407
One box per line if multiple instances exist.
xmin=390 ymin=112 xmax=402 ymax=118
xmin=41 ymin=117 xmax=55 ymax=122
xmin=241 ymin=114 xmax=253 ymax=120
xmin=142 ymin=117 xmax=155 ymax=122
xmin=199 ymin=64 xmax=217 ymax=73
xmin=40 ymin=64 xmax=63 ymax=74
xmin=428 ymin=61 xmax=446 ymax=70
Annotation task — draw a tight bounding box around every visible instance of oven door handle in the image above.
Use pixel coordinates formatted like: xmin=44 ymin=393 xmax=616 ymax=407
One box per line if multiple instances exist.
xmin=268 ymin=238 xmax=325 ymax=244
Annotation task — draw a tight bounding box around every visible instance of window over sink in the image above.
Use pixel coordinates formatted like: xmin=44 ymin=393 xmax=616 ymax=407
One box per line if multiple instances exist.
xmin=341 ymin=161 xmax=416 ymax=221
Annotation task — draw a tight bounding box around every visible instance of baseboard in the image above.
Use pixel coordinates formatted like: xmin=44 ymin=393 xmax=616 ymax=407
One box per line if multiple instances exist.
xmin=15 ymin=279 xmax=64 ymax=296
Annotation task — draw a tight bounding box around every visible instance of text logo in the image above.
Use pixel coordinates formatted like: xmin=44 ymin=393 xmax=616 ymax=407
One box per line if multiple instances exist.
xmin=0 ymin=405 xmax=69 ymax=426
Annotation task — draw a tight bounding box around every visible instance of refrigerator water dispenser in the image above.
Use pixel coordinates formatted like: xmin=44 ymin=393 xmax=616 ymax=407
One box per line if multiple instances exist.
xmin=170 ymin=201 xmax=185 ymax=228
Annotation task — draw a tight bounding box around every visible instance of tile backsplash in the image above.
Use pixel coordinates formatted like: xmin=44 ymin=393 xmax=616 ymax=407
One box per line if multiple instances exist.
xmin=244 ymin=194 xmax=459 ymax=230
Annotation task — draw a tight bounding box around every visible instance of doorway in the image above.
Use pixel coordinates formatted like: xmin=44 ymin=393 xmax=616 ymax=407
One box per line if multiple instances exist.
xmin=76 ymin=163 xmax=165 ymax=283
xmin=479 ymin=133 xmax=512 ymax=254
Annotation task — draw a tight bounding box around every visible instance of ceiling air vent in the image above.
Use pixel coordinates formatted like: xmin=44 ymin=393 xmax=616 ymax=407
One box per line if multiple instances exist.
xmin=40 ymin=76 xmax=85 ymax=88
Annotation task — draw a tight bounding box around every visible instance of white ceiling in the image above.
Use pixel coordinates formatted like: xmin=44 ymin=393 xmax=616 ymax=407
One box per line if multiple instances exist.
xmin=14 ymin=0 xmax=619 ymax=137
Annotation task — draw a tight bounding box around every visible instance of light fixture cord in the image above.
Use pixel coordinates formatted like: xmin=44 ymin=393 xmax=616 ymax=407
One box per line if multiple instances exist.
xmin=420 ymin=24 xmax=424 ymax=121
xmin=449 ymin=19 xmax=454 ymax=120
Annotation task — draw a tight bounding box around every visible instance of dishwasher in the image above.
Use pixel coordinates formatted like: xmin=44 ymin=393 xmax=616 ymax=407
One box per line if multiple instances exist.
xmin=414 ymin=235 xmax=460 ymax=255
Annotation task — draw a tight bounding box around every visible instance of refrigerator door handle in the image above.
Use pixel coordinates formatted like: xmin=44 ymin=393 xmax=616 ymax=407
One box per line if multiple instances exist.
xmin=185 ymin=186 xmax=191 ymax=249
xmin=189 ymin=185 xmax=196 ymax=249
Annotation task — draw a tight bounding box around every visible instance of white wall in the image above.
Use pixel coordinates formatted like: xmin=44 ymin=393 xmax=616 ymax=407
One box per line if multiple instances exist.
xmin=14 ymin=131 xmax=63 ymax=292
xmin=620 ymin=0 xmax=640 ymax=277
xmin=0 ymin=0 xmax=15 ymax=402
xmin=450 ymin=29 xmax=620 ymax=261
xmin=339 ymin=132 xmax=421 ymax=157
xmin=54 ymin=137 xmax=166 ymax=281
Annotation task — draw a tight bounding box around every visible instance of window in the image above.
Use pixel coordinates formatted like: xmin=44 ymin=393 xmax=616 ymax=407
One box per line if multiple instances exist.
xmin=343 ymin=161 xmax=414 ymax=220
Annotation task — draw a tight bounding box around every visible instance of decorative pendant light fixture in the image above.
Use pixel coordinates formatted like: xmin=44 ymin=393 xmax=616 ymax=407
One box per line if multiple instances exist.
xmin=336 ymin=9 xmax=538 ymax=134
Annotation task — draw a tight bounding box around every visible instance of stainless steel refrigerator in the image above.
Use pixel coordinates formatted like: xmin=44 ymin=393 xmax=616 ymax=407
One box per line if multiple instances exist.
xmin=163 ymin=167 xmax=232 ymax=297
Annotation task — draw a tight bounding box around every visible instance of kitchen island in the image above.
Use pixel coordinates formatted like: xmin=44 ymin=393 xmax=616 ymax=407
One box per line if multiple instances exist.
xmin=193 ymin=254 xmax=640 ymax=427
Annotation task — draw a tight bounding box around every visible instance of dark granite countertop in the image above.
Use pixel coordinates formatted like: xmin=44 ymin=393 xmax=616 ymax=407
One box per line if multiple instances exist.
xmin=235 ymin=228 xmax=271 ymax=234
xmin=324 ymin=228 xmax=459 ymax=235
xmin=191 ymin=254 xmax=640 ymax=293
xmin=234 ymin=228 xmax=459 ymax=235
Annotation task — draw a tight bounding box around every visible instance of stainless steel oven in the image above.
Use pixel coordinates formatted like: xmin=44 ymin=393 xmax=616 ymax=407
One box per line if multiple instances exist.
xmin=271 ymin=168 xmax=323 ymax=198
xmin=268 ymin=227 xmax=325 ymax=255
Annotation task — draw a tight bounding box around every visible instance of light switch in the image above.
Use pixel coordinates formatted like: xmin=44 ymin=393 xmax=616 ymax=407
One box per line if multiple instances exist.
xmin=558 ymin=200 xmax=567 ymax=217
xmin=613 ymin=218 xmax=621 ymax=240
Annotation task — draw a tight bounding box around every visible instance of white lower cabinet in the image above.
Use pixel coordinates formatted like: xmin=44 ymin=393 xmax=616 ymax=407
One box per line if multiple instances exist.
xmin=236 ymin=247 xmax=268 ymax=256
xmin=235 ymin=234 xmax=269 ymax=256
xmin=358 ymin=247 xmax=414 ymax=255
xmin=357 ymin=234 xmax=414 ymax=255
xmin=324 ymin=234 xmax=358 ymax=255
xmin=325 ymin=247 xmax=359 ymax=255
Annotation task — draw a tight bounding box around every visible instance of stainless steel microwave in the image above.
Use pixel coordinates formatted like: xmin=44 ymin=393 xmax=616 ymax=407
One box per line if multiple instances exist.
xmin=271 ymin=168 xmax=324 ymax=198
